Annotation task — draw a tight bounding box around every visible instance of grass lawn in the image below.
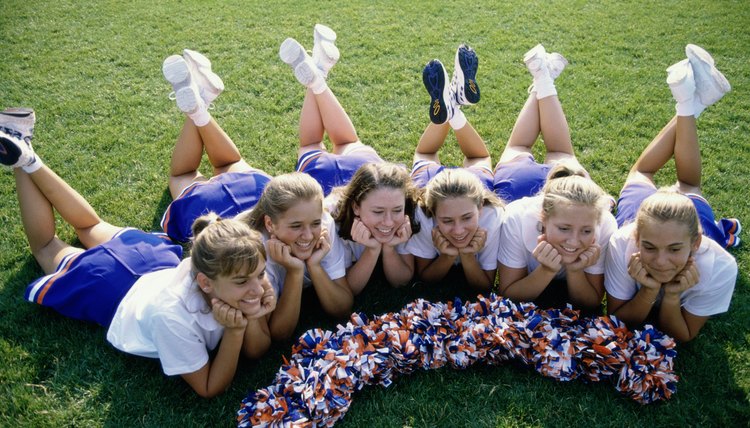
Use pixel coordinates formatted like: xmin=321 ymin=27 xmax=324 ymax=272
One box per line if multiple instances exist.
xmin=1 ymin=0 xmax=748 ymax=426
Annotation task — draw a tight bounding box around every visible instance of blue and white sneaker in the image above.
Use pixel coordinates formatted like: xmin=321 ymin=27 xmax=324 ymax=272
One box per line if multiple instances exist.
xmin=451 ymin=44 xmax=480 ymax=106
xmin=685 ymin=44 xmax=730 ymax=107
xmin=312 ymin=24 xmax=339 ymax=78
xmin=423 ymin=59 xmax=453 ymax=125
xmin=182 ymin=49 xmax=224 ymax=105
xmin=719 ymin=217 xmax=742 ymax=248
xmin=0 ymin=108 xmax=35 ymax=144
xmin=0 ymin=130 xmax=35 ymax=169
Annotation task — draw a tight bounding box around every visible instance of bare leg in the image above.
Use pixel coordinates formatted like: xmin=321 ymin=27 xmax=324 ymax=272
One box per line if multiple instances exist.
xmin=498 ymin=93 xmax=539 ymax=164
xmin=414 ymin=122 xmax=450 ymax=164
xmin=313 ymin=88 xmax=360 ymax=154
xmin=629 ymin=116 xmax=677 ymax=180
xmin=538 ymin=95 xmax=574 ymax=163
xmin=455 ymin=121 xmax=491 ymax=170
xmin=169 ymin=117 xmax=250 ymax=198
xmin=298 ymin=89 xmax=326 ymax=156
xmin=673 ymin=115 xmax=701 ymax=194
xmin=15 ymin=167 xmax=121 ymax=273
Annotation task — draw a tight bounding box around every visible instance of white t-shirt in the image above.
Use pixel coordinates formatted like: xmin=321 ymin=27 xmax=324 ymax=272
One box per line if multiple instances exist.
xmin=404 ymin=204 xmax=503 ymax=270
xmin=605 ymin=223 xmax=737 ymax=316
xmin=107 ymin=258 xmax=223 ymax=376
xmin=497 ymin=195 xmax=617 ymax=278
xmin=324 ymin=193 xmax=410 ymax=269
xmin=264 ymin=210 xmax=347 ymax=296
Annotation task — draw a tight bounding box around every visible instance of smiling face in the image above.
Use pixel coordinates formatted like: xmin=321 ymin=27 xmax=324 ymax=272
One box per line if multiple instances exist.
xmin=434 ymin=196 xmax=480 ymax=249
xmin=542 ymin=202 xmax=599 ymax=264
xmin=203 ymin=258 xmax=268 ymax=316
xmin=353 ymin=187 xmax=406 ymax=243
xmin=636 ymin=218 xmax=699 ymax=283
xmin=265 ymin=198 xmax=323 ymax=260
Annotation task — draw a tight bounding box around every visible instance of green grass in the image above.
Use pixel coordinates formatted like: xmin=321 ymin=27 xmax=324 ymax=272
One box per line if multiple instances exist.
xmin=1 ymin=0 xmax=749 ymax=426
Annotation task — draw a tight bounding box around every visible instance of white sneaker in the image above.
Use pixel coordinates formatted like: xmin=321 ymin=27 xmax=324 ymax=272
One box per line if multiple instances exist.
xmin=162 ymin=55 xmax=206 ymax=116
xmin=523 ymin=44 xmax=550 ymax=80
xmin=451 ymin=44 xmax=480 ymax=105
xmin=666 ymin=59 xmax=696 ymax=104
xmin=0 ymin=130 xmax=35 ymax=169
xmin=547 ymin=52 xmax=568 ymax=80
xmin=294 ymin=57 xmax=326 ymax=90
xmin=280 ymin=38 xmax=309 ymax=70
xmin=685 ymin=44 xmax=730 ymax=107
xmin=312 ymin=24 xmax=339 ymax=78
xmin=0 ymin=108 xmax=36 ymax=143
xmin=182 ymin=49 xmax=224 ymax=105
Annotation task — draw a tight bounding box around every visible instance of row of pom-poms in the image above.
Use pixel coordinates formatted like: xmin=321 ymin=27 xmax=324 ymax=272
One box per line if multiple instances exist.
xmin=237 ymin=294 xmax=677 ymax=427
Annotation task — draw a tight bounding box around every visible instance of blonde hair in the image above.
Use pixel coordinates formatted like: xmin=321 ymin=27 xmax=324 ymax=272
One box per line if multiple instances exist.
xmin=191 ymin=213 xmax=266 ymax=279
xmin=635 ymin=189 xmax=702 ymax=243
xmin=236 ymin=172 xmax=324 ymax=231
xmin=421 ymin=168 xmax=502 ymax=217
xmin=332 ymin=162 xmax=422 ymax=240
xmin=540 ymin=164 xmax=610 ymax=222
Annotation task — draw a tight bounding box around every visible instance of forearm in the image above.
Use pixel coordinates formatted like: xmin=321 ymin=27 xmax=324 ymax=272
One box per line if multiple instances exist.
xmin=502 ymin=266 xmax=557 ymax=301
xmin=658 ymin=295 xmax=693 ymax=342
xmin=565 ymin=270 xmax=602 ymax=309
xmin=309 ymin=264 xmax=353 ymax=318
xmin=459 ymin=254 xmax=494 ymax=290
xmin=242 ymin=316 xmax=272 ymax=359
xmin=203 ymin=328 xmax=244 ymax=398
xmin=345 ymin=246 xmax=381 ymax=295
xmin=269 ymin=270 xmax=304 ymax=340
xmin=610 ymin=287 xmax=659 ymax=326
xmin=417 ymin=254 xmax=456 ymax=283
xmin=382 ymin=246 xmax=414 ymax=287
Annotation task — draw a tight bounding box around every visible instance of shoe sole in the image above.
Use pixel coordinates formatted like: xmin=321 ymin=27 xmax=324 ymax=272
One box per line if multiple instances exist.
xmin=0 ymin=133 xmax=31 ymax=168
xmin=314 ymin=24 xmax=337 ymax=43
xmin=280 ymin=38 xmax=307 ymax=69
xmin=294 ymin=60 xmax=317 ymax=87
xmin=163 ymin=55 xmax=191 ymax=90
xmin=685 ymin=46 xmax=730 ymax=105
xmin=175 ymin=87 xmax=199 ymax=114
xmin=455 ymin=46 xmax=480 ymax=105
xmin=423 ymin=60 xmax=451 ymax=125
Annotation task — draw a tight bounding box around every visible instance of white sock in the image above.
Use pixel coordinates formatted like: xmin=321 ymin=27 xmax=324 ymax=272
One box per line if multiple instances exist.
xmin=449 ymin=108 xmax=466 ymax=130
xmin=190 ymin=109 xmax=211 ymax=127
xmin=311 ymin=78 xmax=328 ymax=95
xmin=533 ymin=76 xmax=557 ymax=99
xmin=675 ymin=98 xmax=696 ymax=117
xmin=21 ymin=155 xmax=43 ymax=174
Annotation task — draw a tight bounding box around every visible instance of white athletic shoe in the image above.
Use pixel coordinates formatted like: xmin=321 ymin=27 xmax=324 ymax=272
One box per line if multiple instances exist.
xmin=666 ymin=59 xmax=696 ymax=104
xmin=280 ymin=38 xmax=308 ymax=71
xmin=182 ymin=49 xmax=224 ymax=105
xmin=0 ymin=108 xmax=35 ymax=143
xmin=294 ymin=57 xmax=326 ymax=90
xmin=685 ymin=44 xmax=730 ymax=107
xmin=312 ymin=24 xmax=339 ymax=78
xmin=524 ymin=44 xmax=550 ymax=80
xmin=547 ymin=52 xmax=568 ymax=80
xmin=162 ymin=55 xmax=207 ymax=117
xmin=0 ymin=130 xmax=36 ymax=169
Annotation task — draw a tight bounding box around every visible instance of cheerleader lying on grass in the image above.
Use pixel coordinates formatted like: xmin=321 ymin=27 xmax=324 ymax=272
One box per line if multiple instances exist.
xmin=161 ymin=48 xmax=352 ymax=341
xmin=605 ymin=44 xmax=738 ymax=342
xmin=0 ymin=110 xmax=274 ymax=398
xmin=406 ymin=45 xmax=504 ymax=291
